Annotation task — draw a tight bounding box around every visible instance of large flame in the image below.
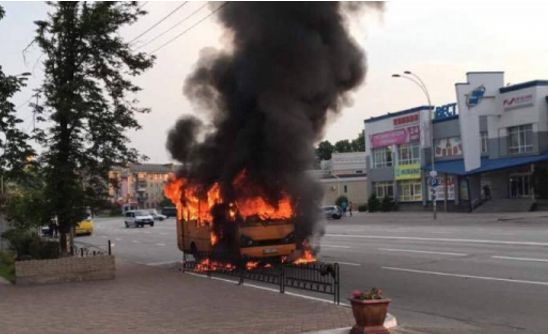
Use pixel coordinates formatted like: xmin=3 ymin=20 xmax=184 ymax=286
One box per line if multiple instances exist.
xmin=163 ymin=171 xmax=294 ymax=224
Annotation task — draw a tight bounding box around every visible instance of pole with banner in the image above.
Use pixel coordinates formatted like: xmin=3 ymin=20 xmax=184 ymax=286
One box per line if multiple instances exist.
xmin=430 ymin=170 xmax=438 ymax=220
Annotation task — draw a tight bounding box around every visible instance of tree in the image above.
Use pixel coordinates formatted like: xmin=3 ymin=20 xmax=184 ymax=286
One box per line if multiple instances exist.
xmin=334 ymin=139 xmax=352 ymax=153
xmin=33 ymin=2 xmax=154 ymax=252
xmin=351 ymin=131 xmax=365 ymax=152
xmin=315 ymin=140 xmax=334 ymax=161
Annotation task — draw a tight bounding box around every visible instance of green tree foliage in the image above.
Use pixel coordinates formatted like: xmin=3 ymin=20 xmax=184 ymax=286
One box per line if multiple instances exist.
xmin=334 ymin=139 xmax=352 ymax=153
xmin=351 ymin=131 xmax=365 ymax=152
xmin=367 ymin=193 xmax=380 ymax=212
xmin=0 ymin=7 xmax=35 ymax=187
xmin=315 ymin=140 xmax=334 ymax=161
xmin=380 ymin=195 xmax=395 ymax=212
xmin=33 ymin=2 xmax=154 ymax=252
xmin=335 ymin=195 xmax=348 ymax=209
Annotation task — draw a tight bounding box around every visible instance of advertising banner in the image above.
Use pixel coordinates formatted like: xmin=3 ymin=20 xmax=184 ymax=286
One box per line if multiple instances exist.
xmin=435 ymin=137 xmax=462 ymax=157
xmin=370 ymin=125 xmax=420 ymax=148
xmin=395 ymin=163 xmax=421 ymax=180
xmin=428 ymin=175 xmax=456 ymax=200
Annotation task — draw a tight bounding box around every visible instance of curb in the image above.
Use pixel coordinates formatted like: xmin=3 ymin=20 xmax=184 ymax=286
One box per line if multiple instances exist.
xmin=0 ymin=275 xmax=11 ymax=285
xmin=301 ymin=313 xmax=397 ymax=333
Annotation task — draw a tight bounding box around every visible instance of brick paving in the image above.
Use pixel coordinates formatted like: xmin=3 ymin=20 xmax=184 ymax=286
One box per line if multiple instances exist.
xmin=0 ymin=260 xmax=355 ymax=334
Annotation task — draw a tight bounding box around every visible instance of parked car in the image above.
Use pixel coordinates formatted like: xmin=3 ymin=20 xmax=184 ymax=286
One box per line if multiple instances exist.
xmin=149 ymin=209 xmax=167 ymax=221
xmin=322 ymin=205 xmax=343 ymax=220
xmin=161 ymin=206 xmax=177 ymax=218
xmin=124 ymin=210 xmax=154 ymax=228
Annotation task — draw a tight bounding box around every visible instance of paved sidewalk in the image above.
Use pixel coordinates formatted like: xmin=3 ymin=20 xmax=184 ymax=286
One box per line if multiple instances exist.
xmin=0 ymin=260 xmax=356 ymax=334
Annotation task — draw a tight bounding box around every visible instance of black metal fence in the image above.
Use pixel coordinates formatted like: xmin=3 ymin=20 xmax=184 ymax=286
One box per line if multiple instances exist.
xmin=182 ymin=256 xmax=340 ymax=304
xmin=72 ymin=240 xmax=112 ymax=257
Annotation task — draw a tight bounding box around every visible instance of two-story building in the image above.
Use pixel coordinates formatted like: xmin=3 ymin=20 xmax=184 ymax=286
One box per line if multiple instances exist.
xmin=365 ymin=71 xmax=548 ymax=212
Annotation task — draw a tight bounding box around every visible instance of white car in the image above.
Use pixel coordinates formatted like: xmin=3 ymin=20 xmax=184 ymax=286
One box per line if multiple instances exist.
xmin=124 ymin=210 xmax=155 ymax=228
xmin=149 ymin=209 xmax=167 ymax=221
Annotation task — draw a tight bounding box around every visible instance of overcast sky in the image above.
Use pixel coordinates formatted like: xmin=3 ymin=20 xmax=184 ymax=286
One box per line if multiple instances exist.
xmin=2 ymin=1 xmax=548 ymax=163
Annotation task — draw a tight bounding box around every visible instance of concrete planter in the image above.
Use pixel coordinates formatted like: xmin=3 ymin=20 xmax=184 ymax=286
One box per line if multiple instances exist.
xmin=349 ymin=298 xmax=391 ymax=334
xmin=15 ymin=255 xmax=115 ymax=285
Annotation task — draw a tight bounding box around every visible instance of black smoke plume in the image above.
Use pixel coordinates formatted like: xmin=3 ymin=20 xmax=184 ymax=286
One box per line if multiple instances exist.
xmin=167 ymin=2 xmax=380 ymax=249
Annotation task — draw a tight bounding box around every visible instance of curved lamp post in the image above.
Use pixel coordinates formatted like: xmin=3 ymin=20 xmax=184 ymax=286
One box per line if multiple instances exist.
xmin=392 ymin=71 xmax=437 ymax=220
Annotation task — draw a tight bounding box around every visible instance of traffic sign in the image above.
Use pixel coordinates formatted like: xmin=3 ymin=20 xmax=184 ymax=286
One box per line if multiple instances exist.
xmin=430 ymin=177 xmax=439 ymax=187
xmin=429 ymin=170 xmax=438 ymax=178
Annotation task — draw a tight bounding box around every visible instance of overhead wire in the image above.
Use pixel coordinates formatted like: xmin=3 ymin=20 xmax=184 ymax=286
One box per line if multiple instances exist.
xmin=129 ymin=1 xmax=188 ymax=44
xmin=150 ymin=2 xmax=228 ymax=54
xmin=135 ymin=2 xmax=208 ymax=51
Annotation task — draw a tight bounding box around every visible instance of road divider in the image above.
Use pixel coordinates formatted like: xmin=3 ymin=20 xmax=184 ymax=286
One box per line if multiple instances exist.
xmin=491 ymin=256 xmax=548 ymax=263
xmin=382 ymin=266 xmax=548 ymax=286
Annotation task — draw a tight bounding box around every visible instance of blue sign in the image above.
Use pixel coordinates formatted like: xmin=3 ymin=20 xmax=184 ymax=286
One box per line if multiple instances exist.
xmin=434 ymin=103 xmax=458 ymax=120
xmin=430 ymin=177 xmax=439 ymax=187
xmin=466 ymin=85 xmax=486 ymax=108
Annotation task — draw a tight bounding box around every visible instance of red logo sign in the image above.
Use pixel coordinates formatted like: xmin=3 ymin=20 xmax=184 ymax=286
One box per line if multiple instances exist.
xmin=393 ymin=113 xmax=419 ymax=127
xmin=503 ymin=94 xmax=533 ymax=110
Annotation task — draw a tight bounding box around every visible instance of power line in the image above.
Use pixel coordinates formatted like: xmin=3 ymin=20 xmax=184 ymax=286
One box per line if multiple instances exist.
xmin=150 ymin=2 xmax=227 ymax=54
xmin=129 ymin=1 xmax=188 ymax=44
xmin=137 ymin=1 xmax=148 ymax=10
xmin=135 ymin=3 xmax=208 ymax=51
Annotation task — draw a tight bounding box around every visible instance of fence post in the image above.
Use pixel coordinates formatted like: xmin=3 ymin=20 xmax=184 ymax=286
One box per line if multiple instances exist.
xmin=108 ymin=240 xmax=112 ymax=255
xmin=80 ymin=248 xmax=84 ymax=257
xmin=280 ymin=264 xmax=285 ymax=294
xmin=334 ymin=263 xmax=340 ymax=305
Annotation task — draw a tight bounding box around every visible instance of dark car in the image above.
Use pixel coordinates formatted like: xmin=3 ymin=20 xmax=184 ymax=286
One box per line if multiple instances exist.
xmin=322 ymin=205 xmax=343 ymax=220
xmin=161 ymin=206 xmax=177 ymax=218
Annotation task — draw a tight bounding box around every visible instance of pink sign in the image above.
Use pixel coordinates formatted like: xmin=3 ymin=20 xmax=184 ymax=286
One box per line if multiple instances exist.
xmin=370 ymin=126 xmax=420 ymax=148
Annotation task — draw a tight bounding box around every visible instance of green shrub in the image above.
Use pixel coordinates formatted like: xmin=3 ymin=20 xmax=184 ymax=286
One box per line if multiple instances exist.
xmin=0 ymin=251 xmax=15 ymax=283
xmin=358 ymin=204 xmax=368 ymax=212
xmin=335 ymin=195 xmax=349 ymax=209
xmin=381 ymin=195 xmax=395 ymax=212
xmin=1 ymin=229 xmax=59 ymax=260
xmin=367 ymin=194 xmax=380 ymax=212
xmin=29 ymin=239 xmax=60 ymax=260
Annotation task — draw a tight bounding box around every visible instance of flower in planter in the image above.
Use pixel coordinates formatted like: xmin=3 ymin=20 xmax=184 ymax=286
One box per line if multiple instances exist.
xmin=351 ymin=287 xmax=385 ymax=300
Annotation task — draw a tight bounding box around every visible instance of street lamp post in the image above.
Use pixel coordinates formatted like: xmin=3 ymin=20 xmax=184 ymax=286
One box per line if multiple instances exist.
xmin=392 ymin=71 xmax=437 ymax=220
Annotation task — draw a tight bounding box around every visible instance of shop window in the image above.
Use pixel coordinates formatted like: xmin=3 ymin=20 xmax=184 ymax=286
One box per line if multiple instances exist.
xmin=374 ymin=181 xmax=394 ymax=198
xmin=399 ymin=180 xmax=422 ymax=202
xmin=398 ymin=142 xmax=420 ymax=165
xmin=508 ymin=124 xmax=533 ymax=154
xmin=372 ymin=147 xmax=393 ymax=168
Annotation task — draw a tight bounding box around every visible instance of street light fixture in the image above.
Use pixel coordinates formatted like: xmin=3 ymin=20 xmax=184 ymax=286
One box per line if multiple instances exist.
xmin=392 ymin=71 xmax=437 ymax=220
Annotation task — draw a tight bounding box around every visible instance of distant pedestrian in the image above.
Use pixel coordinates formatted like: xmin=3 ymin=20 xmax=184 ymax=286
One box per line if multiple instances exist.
xmin=340 ymin=200 xmax=347 ymax=217
xmin=483 ymin=185 xmax=491 ymax=200
xmin=348 ymin=201 xmax=353 ymax=217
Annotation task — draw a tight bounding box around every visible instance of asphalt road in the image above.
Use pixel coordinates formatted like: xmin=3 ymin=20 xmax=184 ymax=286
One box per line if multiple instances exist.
xmin=82 ymin=212 xmax=548 ymax=333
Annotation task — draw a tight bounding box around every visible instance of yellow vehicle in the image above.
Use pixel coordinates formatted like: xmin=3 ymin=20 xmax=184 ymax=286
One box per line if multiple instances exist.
xmin=176 ymin=217 xmax=296 ymax=261
xmin=75 ymin=217 xmax=94 ymax=236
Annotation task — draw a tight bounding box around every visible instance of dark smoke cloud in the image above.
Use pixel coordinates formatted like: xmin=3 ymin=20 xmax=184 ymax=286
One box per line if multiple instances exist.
xmin=168 ymin=2 xmax=380 ymax=245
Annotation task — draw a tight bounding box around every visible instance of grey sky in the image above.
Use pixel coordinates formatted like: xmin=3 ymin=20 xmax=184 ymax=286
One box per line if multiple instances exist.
xmin=2 ymin=1 xmax=548 ymax=163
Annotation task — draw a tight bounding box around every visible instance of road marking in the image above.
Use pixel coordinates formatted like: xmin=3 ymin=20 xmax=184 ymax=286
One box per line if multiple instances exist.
xmin=99 ymin=235 xmax=108 ymax=238
xmin=378 ymin=248 xmax=468 ymax=257
xmin=132 ymin=240 xmax=140 ymax=243
xmin=159 ymin=232 xmax=168 ymax=236
xmin=336 ymin=261 xmax=361 ymax=266
xmin=156 ymin=243 xmax=166 ymax=247
xmin=492 ymin=256 xmax=548 ymax=263
xmin=382 ymin=266 xmax=548 ymax=286
xmin=115 ymin=238 xmax=122 ymax=241
xmin=146 ymin=260 xmax=181 ymax=266
xmin=326 ymin=234 xmax=548 ymax=247
xmin=321 ymin=244 xmax=351 ymax=249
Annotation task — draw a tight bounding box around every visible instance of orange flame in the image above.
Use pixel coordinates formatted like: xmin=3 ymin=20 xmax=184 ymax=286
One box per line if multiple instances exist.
xmin=293 ymin=249 xmax=316 ymax=264
xmin=210 ymin=232 xmax=218 ymax=246
xmin=245 ymin=261 xmax=259 ymax=270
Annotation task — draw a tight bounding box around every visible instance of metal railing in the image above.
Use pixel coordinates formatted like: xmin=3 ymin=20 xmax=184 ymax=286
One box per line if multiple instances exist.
xmin=182 ymin=253 xmax=340 ymax=304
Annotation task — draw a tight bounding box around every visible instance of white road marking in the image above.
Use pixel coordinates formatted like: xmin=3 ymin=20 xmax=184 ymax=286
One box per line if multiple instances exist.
xmin=336 ymin=261 xmax=361 ymax=266
xmin=492 ymin=256 xmax=548 ymax=263
xmin=159 ymin=232 xmax=168 ymax=236
xmin=156 ymin=243 xmax=166 ymax=247
xmin=378 ymin=248 xmax=468 ymax=257
xmin=146 ymin=260 xmax=181 ymax=266
xmin=326 ymin=234 xmax=548 ymax=247
xmin=382 ymin=266 xmax=548 ymax=286
xmin=321 ymin=244 xmax=351 ymax=249
xmin=132 ymin=240 xmax=140 ymax=243
xmin=115 ymin=238 xmax=122 ymax=241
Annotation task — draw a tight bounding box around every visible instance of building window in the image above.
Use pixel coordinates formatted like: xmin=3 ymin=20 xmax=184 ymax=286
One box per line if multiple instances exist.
xmin=344 ymin=185 xmax=348 ymax=193
xmin=399 ymin=180 xmax=422 ymax=202
xmin=481 ymin=132 xmax=488 ymax=154
xmin=372 ymin=147 xmax=393 ymax=168
xmin=434 ymin=137 xmax=462 ymax=157
xmin=374 ymin=181 xmax=394 ymax=198
xmin=508 ymin=124 xmax=533 ymax=154
xmin=398 ymin=142 xmax=420 ymax=165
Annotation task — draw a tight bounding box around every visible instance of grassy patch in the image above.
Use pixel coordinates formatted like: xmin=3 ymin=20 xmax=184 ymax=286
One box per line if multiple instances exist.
xmin=0 ymin=251 xmax=15 ymax=283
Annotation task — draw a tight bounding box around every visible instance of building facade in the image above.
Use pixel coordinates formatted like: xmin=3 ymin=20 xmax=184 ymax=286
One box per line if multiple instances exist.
xmin=311 ymin=152 xmax=368 ymax=207
xmin=109 ymin=163 xmax=175 ymax=209
xmin=365 ymin=72 xmax=548 ymax=211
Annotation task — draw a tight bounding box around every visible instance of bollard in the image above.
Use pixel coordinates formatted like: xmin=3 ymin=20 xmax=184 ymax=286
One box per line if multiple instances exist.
xmin=80 ymin=248 xmax=84 ymax=257
xmin=108 ymin=240 xmax=112 ymax=255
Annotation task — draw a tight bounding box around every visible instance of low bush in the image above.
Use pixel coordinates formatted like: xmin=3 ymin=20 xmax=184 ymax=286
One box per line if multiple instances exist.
xmin=380 ymin=195 xmax=396 ymax=212
xmin=357 ymin=203 xmax=368 ymax=212
xmin=0 ymin=251 xmax=15 ymax=282
xmin=1 ymin=229 xmax=59 ymax=260
xmin=367 ymin=194 xmax=380 ymax=212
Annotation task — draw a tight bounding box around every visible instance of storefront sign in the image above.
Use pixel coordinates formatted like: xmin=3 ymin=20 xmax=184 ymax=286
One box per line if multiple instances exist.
xmin=503 ymin=94 xmax=534 ymax=111
xmin=393 ymin=113 xmax=419 ymax=127
xmin=466 ymin=85 xmax=485 ymax=108
xmin=435 ymin=137 xmax=462 ymax=157
xmin=395 ymin=163 xmax=421 ymax=180
xmin=370 ymin=126 xmax=420 ymax=148
xmin=434 ymin=103 xmax=458 ymax=121
xmin=429 ymin=175 xmax=455 ymax=200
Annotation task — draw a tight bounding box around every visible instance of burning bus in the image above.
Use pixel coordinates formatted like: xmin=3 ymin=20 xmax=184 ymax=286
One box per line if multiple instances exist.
xmin=164 ymin=171 xmax=300 ymax=263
